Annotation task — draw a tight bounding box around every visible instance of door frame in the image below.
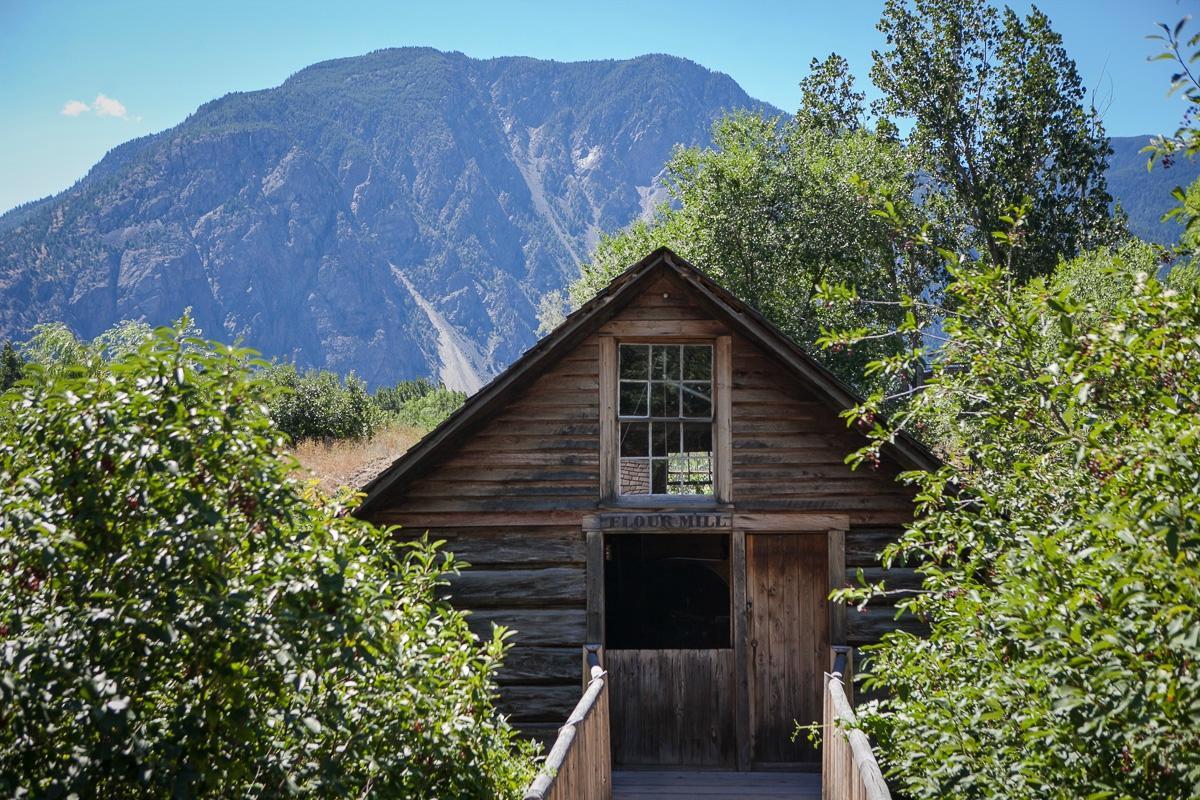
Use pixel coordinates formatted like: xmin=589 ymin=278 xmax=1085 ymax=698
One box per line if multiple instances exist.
xmin=583 ymin=511 xmax=848 ymax=771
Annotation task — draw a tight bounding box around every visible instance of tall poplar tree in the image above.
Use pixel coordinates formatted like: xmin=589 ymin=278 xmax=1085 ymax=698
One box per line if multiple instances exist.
xmin=872 ymin=0 xmax=1119 ymax=279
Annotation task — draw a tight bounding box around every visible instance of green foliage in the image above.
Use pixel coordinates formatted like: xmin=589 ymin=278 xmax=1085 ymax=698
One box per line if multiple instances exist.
xmin=0 ymin=342 xmax=22 ymax=391
xmin=261 ymin=364 xmax=384 ymax=443
xmin=563 ymin=55 xmax=945 ymax=394
xmin=822 ymin=211 xmax=1200 ymax=798
xmin=389 ymin=386 xmax=467 ymax=431
xmin=18 ymin=322 xmax=96 ymax=378
xmin=871 ymin=0 xmax=1119 ymax=278
xmin=372 ymin=377 xmax=467 ymax=431
xmin=92 ymin=319 xmax=155 ymax=360
xmin=0 ymin=329 xmax=536 ymax=798
xmin=371 ymin=376 xmax=438 ymax=414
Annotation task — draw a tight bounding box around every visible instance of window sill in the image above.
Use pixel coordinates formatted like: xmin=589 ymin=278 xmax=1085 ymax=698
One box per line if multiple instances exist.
xmin=600 ymin=496 xmax=732 ymax=512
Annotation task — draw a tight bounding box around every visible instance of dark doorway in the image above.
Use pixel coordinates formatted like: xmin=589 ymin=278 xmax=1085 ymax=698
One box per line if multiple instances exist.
xmin=604 ymin=533 xmax=731 ymax=649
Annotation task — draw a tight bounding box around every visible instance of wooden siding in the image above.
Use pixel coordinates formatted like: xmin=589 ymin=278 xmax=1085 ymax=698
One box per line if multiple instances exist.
xmin=844 ymin=527 xmax=925 ymax=648
xmin=375 ymin=335 xmax=602 ymax=731
xmin=730 ymin=335 xmax=916 ymax=521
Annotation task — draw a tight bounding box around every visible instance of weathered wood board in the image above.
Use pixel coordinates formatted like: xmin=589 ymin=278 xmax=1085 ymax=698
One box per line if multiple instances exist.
xmin=747 ymin=533 xmax=829 ymax=765
xmin=608 ymin=649 xmax=737 ymax=767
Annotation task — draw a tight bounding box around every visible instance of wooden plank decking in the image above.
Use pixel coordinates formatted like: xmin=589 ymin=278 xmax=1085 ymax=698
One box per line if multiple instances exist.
xmin=613 ymin=770 xmax=820 ymax=799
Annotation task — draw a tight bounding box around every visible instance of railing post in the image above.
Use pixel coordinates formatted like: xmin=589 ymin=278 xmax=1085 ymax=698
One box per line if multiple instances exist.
xmin=830 ymin=644 xmax=853 ymax=706
xmin=824 ymin=646 xmax=888 ymax=800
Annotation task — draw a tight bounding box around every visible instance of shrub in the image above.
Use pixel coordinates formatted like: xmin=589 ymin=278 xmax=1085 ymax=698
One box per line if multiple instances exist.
xmin=390 ymin=386 xmax=467 ymax=430
xmin=262 ymin=364 xmax=384 ymax=443
xmin=824 ymin=240 xmax=1200 ymax=799
xmin=0 ymin=328 xmax=536 ymax=798
xmin=372 ymin=377 xmax=438 ymax=414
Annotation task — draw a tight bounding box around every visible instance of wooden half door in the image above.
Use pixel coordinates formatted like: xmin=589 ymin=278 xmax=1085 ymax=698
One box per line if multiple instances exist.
xmin=746 ymin=532 xmax=829 ymax=765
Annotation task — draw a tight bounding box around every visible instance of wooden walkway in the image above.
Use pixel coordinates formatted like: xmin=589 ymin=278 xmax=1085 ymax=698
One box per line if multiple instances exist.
xmin=613 ymin=770 xmax=821 ymax=799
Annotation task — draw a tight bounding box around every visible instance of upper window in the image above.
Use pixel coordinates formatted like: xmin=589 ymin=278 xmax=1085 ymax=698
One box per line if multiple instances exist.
xmin=617 ymin=343 xmax=713 ymax=496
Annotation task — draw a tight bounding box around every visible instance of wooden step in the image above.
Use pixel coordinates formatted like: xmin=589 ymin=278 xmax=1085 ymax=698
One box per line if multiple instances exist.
xmin=613 ymin=769 xmax=821 ymax=799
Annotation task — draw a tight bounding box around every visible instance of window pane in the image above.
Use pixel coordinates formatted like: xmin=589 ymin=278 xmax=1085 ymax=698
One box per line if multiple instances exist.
xmin=669 ymin=451 xmax=712 ymax=496
xmin=683 ymin=345 xmax=712 ymax=380
xmin=651 ymin=345 xmax=681 ymax=380
xmin=620 ymin=422 xmax=649 ymax=457
xmin=651 ymin=458 xmax=668 ymax=494
xmin=619 ymin=381 xmax=648 ymax=416
xmin=652 ymin=421 xmax=679 ymax=457
xmin=619 ymin=344 xmax=649 ymax=379
xmin=683 ymin=422 xmax=712 ymax=454
xmin=620 ymin=458 xmax=651 ymax=494
xmin=650 ymin=381 xmax=678 ymax=417
xmin=681 ymin=382 xmax=711 ymax=418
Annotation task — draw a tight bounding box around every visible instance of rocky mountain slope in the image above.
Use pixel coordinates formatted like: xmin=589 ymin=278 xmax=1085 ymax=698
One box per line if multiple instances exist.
xmin=0 ymin=48 xmax=776 ymax=388
xmin=0 ymin=52 xmax=1191 ymax=388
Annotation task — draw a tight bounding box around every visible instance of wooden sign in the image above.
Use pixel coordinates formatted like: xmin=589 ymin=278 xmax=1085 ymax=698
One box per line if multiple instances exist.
xmin=592 ymin=511 xmax=732 ymax=531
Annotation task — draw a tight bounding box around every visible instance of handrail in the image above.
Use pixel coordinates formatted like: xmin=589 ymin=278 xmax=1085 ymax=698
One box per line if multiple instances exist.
xmin=822 ymin=646 xmax=891 ymax=800
xmin=523 ymin=644 xmax=611 ymax=800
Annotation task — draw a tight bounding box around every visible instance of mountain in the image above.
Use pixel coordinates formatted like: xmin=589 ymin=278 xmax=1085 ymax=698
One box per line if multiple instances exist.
xmin=1107 ymin=135 xmax=1200 ymax=245
xmin=0 ymin=48 xmax=777 ymax=389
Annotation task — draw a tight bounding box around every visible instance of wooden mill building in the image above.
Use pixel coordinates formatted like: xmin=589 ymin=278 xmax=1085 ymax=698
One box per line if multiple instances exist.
xmin=357 ymin=247 xmax=933 ymax=772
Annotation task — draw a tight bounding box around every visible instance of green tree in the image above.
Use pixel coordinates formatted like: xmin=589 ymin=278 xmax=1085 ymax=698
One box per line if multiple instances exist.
xmin=872 ymin=0 xmax=1118 ymax=279
xmin=818 ymin=213 xmax=1200 ymax=799
xmin=390 ymin=386 xmax=467 ymax=430
xmin=372 ymin=376 xmax=438 ymax=414
xmin=0 ymin=328 xmax=536 ymax=798
xmin=92 ymin=319 xmax=155 ymax=360
xmin=18 ymin=322 xmax=94 ymax=378
xmin=563 ymin=55 xmax=944 ymax=393
xmin=261 ymin=364 xmax=384 ymax=443
xmin=0 ymin=341 xmax=23 ymax=391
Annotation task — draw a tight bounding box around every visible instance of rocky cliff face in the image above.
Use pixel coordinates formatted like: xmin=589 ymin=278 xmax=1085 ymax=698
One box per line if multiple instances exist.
xmin=0 ymin=49 xmax=776 ymax=388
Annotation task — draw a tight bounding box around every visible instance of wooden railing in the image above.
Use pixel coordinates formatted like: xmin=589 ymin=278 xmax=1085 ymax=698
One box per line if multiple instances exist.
xmin=822 ymin=646 xmax=891 ymax=800
xmin=523 ymin=644 xmax=611 ymax=800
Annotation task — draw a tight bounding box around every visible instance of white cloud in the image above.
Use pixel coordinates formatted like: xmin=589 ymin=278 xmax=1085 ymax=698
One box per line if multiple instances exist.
xmin=60 ymin=94 xmax=131 ymax=119
xmin=91 ymin=94 xmax=128 ymax=118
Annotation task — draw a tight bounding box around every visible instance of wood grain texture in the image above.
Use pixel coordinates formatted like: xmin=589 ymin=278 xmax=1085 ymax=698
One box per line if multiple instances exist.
xmin=748 ymin=533 xmax=829 ymax=764
xmin=599 ymin=335 xmax=617 ymax=500
xmin=444 ymin=567 xmax=585 ymax=608
xmin=608 ymin=649 xmax=737 ymax=767
xmin=732 ymin=529 xmax=752 ymax=771
xmin=585 ymin=529 xmax=604 ymax=642
xmin=715 ymin=335 xmax=733 ymax=503
xmin=434 ymin=528 xmax=586 ymax=566
xmin=466 ymin=608 xmax=586 ymax=646
xmin=599 ymin=319 xmax=730 ymax=337
xmin=828 ymin=529 xmax=847 ymax=647
xmin=822 ymin=651 xmax=892 ymax=800
xmin=730 ymin=337 xmax=916 ymax=519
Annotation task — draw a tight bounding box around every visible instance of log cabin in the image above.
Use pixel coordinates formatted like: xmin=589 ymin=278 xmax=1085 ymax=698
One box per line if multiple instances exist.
xmin=356 ymin=247 xmax=935 ymax=772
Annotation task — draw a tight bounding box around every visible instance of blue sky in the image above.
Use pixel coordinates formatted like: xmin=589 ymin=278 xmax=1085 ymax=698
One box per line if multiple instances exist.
xmin=0 ymin=0 xmax=1191 ymax=214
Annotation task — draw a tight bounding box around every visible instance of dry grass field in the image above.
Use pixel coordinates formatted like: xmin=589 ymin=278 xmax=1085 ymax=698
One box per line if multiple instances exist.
xmin=292 ymin=422 xmax=425 ymax=495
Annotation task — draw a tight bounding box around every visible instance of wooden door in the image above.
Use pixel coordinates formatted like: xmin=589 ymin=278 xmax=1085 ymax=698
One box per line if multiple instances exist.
xmin=746 ymin=533 xmax=829 ymax=764
xmin=608 ymin=649 xmax=737 ymax=767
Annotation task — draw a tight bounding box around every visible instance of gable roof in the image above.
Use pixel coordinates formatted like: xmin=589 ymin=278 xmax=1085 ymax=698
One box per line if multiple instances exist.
xmin=355 ymin=247 xmax=939 ymax=516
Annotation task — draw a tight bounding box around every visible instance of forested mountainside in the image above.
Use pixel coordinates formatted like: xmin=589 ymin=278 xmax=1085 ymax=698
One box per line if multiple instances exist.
xmin=1108 ymin=135 xmax=1200 ymax=244
xmin=0 ymin=48 xmax=776 ymax=389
